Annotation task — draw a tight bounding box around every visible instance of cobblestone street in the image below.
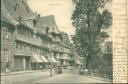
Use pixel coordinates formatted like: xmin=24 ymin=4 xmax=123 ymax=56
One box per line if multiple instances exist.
xmin=1 ymin=68 xmax=111 ymax=84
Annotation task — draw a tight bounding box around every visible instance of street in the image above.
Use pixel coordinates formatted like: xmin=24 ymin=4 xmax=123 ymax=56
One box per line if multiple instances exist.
xmin=1 ymin=68 xmax=111 ymax=84
xmin=1 ymin=70 xmax=51 ymax=84
xmin=38 ymin=68 xmax=111 ymax=83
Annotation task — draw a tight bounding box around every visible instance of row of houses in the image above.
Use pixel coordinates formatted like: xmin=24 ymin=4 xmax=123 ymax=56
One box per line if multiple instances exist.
xmin=1 ymin=0 xmax=70 ymax=72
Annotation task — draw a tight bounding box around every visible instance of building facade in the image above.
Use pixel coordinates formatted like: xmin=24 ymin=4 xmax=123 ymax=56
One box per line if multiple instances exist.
xmin=59 ymin=32 xmax=70 ymax=68
xmin=1 ymin=0 xmax=70 ymax=72
xmin=1 ymin=2 xmax=19 ymax=72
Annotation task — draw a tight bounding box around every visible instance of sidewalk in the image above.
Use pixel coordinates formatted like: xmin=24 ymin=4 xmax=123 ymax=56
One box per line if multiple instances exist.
xmin=1 ymin=69 xmax=51 ymax=84
xmin=1 ymin=69 xmax=50 ymax=76
xmin=87 ymin=75 xmax=112 ymax=82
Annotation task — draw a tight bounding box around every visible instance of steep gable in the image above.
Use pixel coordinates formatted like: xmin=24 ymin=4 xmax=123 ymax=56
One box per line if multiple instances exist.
xmin=1 ymin=1 xmax=19 ymax=26
xmin=3 ymin=0 xmax=32 ymax=20
xmin=39 ymin=15 xmax=60 ymax=34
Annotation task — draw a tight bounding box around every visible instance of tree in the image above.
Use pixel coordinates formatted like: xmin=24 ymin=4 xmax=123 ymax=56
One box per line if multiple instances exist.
xmin=71 ymin=0 xmax=112 ymax=70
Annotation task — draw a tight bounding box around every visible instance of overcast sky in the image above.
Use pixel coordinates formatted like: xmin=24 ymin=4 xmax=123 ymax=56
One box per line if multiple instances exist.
xmin=28 ymin=0 xmax=75 ymax=35
xmin=28 ymin=0 xmax=112 ymax=37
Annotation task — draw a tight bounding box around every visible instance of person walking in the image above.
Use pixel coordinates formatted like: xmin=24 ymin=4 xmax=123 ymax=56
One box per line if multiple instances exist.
xmin=6 ymin=62 xmax=10 ymax=73
xmin=85 ymin=68 xmax=88 ymax=76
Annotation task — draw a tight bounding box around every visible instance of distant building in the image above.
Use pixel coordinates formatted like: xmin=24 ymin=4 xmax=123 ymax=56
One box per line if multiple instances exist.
xmin=104 ymin=41 xmax=112 ymax=54
xmin=68 ymin=44 xmax=77 ymax=66
xmin=38 ymin=15 xmax=62 ymax=66
xmin=101 ymin=41 xmax=112 ymax=55
xmin=60 ymin=32 xmax=70 ymax=67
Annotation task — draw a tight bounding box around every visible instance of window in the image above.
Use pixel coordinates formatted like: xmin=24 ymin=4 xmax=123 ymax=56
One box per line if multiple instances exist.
xmin=23 ymin=44 xmax=26 ymax=50
xmin=19 ymin=28 xmax=24 ymax=34
xmin=16 ymin=42 xmax=19 ymax=49
xmin=36 ymin=35 xmax=39 ymax=39
xmin=28 ymin=31 xmax=30 ymax=38
xmin=5 ymin=32 xmax=9 ymax=39
xmin=14 ymin=3 xmax=18 ymax=11
xmin=35 ymin=48 xmax=37 ymax=52
xmin=33 ymin=47 xmax=35 ymax=52
xmin=40 ymin=49 xmax=42 ymax=54
xmin=3 ymin=27 xmax=9 ymax=39
xmin=33 ymin=34 xmax=36 ymax=39
xmin=2 ymin=49 xmax=9 ymax=62
xmin=19 ymin=44 xmax=22 ymax=50
xmin=31 ymin=32 xmax=33 ymax=38
xmin=31 ymin=46 xmax=33 ymax=51
xmin=40 ymin=50 xmax=45 ymax=54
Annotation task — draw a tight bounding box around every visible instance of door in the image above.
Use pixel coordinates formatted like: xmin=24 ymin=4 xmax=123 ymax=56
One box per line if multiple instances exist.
xmin=14 ymin=56 xmax=23 ymax=71
xmin=25 ymin=57 xmax=30 ymax=70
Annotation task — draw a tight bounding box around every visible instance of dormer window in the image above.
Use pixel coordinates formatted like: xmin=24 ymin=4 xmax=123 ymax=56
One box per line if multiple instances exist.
xmin=22 ymin=0 xmax=24 ymax=3
xmin=18 ymin=16 xmax=22 ymax=23
xmin=2 ymin=49 xmax=9 ymax=62
xmin=3 ymin=27 xmax=9 ymax=39
xmin=22 ymin=0 xmax=30 ymax=12
xmin=14 ymin=6 xmax=17 ymax=11
xmin=14 ymin=3 xmax=18 ymax=11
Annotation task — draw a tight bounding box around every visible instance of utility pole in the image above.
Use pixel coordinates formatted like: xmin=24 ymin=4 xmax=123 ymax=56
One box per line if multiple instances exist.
xmin=50 ymin=41 xmax=52 ymax=76
xmin=50 ymin=54 xmax=52 ymax=76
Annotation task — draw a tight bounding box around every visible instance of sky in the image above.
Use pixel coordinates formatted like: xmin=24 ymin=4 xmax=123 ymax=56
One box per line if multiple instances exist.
xmin=28 ymin=0 xmax=112 ymax=38
xmin=28 ymin=0 xmax=75 ymax=35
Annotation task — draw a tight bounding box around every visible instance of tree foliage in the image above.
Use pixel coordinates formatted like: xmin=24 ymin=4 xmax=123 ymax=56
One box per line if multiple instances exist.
xmin=71 ymin=0 xmax=112 ymax=71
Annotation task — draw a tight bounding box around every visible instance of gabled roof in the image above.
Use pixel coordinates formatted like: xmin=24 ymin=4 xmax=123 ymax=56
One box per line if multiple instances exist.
xmin=1 ymin=1 xmax=19 ymax=26
xmin=24 ymin=12 xmax=37 ymax=21
xmin=3 ymin=0 xmax=32 ymax=20
xmin=39 ymin=15 xmax=60 ymax=34
xmin=2 ymin=0 xmax=37 ymax=30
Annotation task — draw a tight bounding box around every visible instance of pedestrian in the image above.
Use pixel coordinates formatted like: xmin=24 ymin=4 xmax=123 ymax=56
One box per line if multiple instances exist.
xmin=85 ymin=68 xmax=88 ymax=76
xmin=78 ymin=65 xmax=81 ymax=74
xmin=6 ymin=62 xmax=10 ymax=73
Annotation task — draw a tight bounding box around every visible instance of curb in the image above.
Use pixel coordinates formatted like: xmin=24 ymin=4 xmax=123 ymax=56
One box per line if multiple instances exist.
xmin=1 ymin=69 xmax=49 ymax=76
xmin=87 ymin=76 xmax=112 ymax=82
xmin=1 ymin=71 xmax=34 ymax=76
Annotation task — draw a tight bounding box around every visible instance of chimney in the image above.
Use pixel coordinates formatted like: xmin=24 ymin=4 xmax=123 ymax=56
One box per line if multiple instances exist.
xmin=37 ymin=14 xmax=41 ymax=20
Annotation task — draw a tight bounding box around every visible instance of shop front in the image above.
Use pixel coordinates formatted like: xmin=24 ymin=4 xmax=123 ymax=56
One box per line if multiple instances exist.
xmin=59 ymin=54 xmax=68 ymax=69
xmin=40 ymin=56 xmax=49 ymax=69
xmin=31 ymin=53 xmax=44 ymax=70
xmin=14 ymin=56 xmax=31 ymax=71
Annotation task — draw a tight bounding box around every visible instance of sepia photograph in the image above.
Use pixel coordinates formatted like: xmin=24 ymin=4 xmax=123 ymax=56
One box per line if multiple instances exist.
xmin=1 ymin=0 xmax=113 ymax=84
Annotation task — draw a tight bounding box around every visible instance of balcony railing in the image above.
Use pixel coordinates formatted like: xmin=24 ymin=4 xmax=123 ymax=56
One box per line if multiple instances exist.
xmin=15 ymin=49 xmax=32 ymax=56
xmin=15 ymin=34 xmax=42 ymax=47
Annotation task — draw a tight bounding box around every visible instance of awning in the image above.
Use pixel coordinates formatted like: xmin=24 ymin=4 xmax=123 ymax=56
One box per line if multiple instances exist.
xmin=48 ymin=56 xmax=57 ymax=63
xmin=40 ymin=56 xmax=48 ymax=62
xmin=31 ymin=54 xmax=43 ymax=63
